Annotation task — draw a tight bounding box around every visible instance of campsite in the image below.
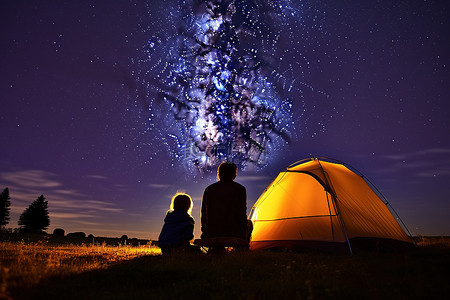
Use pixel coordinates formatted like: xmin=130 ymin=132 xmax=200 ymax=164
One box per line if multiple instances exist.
xmin=1 ymin=0 xmax=449 ymax=298
xmin=2 ymin=157 xmax=449 ymax=299
xmin=1 ymin=236 xmax=449 ymax=299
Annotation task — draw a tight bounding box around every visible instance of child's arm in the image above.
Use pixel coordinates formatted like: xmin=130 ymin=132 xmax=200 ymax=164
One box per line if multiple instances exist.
xmin=183 ymin=218 xmax=195 ymax=242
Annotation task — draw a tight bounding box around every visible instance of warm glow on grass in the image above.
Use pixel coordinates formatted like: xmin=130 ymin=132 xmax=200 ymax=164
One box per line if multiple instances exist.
xmin=1 ymin=238 xmax=449 ymax=299
xmin=0 ymin=241 xmax=161 ymax=294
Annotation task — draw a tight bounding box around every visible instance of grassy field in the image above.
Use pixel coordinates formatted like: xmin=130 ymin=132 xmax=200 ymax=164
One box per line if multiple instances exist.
xmin=1 ymin=237 xmax=449 ymax=299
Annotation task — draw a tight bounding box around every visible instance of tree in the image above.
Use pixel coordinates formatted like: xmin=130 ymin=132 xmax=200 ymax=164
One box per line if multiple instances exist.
xmin=18 ymin=195 xmax=50 ymax=233
xmin=0 ymin=188 xmax=11 ymax=228
xmin=52 ymin=228 xmax=65 ymax=236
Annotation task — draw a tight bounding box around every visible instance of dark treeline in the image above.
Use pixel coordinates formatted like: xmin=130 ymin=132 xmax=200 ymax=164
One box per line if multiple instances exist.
xmin=0 ymin=187 xmax=49 ymax=233
xmin=1 ymin=187 xmax=151 ymax=244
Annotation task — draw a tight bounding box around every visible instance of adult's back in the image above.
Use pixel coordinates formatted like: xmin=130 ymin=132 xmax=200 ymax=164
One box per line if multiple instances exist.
xmin=201 ymin=180 xmax=247 ymax=239
xmin=200 ymin=162 xmax=248 ymax=239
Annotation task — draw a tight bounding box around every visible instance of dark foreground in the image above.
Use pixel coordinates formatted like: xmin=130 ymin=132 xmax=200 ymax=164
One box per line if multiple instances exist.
xmin=6 ymin=239 xmax=450 ymax=300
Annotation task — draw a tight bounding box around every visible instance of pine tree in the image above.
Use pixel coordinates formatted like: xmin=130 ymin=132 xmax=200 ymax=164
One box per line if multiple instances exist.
xmin=0 ymin=188 xmax=11 ymax=228
xmin=18 ymin=195 xmax=50 ymax=233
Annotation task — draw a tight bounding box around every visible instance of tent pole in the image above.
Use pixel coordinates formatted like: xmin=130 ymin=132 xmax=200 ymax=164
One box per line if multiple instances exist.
xmin=317 ymin=160 xmax=353 ymax=255
xmin=330 ymin=188 xmax=353 ymax=255
xmin=325 ymin=191 xmax=335 ymax=241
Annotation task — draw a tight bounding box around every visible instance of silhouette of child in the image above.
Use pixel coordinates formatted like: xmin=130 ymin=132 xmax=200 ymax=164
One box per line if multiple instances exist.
xmin=158 ymin=193 xmax=200 ymax=254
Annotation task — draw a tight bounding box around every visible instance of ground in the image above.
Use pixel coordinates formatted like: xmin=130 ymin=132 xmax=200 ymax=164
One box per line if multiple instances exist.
xmin=1 ymin=236 xmax=449 ymax=299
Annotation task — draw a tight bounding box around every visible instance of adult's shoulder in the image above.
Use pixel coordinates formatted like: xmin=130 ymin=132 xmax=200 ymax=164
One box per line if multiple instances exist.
xmin=232 ymin=181 xmax=246 ymax=190
xmin=204 ymin=181 xmax=245 ymax=192
xmin=206 ymin=181 xmax=221 ymax=188
xmin=204 ymin=181 xmax=221 ymax=192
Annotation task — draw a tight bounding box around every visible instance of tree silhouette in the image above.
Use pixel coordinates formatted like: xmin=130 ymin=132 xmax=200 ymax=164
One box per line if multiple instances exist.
xmin=0 ymin=188 xmax=11 ymax=228
xmin=18 ymin=195 xmax=50 ymax=232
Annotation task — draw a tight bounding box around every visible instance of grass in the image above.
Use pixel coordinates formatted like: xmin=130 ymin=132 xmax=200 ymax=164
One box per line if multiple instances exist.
xmin=1 ymin=237 xmax=449 ymax=299
xmin=0 ymin=240 xmax=160 ymax=299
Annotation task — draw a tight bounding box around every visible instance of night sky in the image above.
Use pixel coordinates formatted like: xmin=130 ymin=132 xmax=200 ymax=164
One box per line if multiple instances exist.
xmin=1 ymin=0 xmax=449 ymax=239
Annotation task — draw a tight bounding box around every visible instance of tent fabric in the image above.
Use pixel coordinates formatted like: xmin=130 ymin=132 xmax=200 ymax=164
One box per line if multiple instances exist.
xmin=249 ymin=158 xmax=412 ymax=251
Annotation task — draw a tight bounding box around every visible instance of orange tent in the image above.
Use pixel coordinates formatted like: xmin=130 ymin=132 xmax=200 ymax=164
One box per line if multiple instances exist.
xmin=249 ymin=158 xmax=413 ymax=252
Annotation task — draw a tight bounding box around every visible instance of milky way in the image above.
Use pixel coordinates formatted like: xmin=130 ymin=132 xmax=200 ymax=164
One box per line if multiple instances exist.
xmin=134 ymin=0 xmax=319 ymax=176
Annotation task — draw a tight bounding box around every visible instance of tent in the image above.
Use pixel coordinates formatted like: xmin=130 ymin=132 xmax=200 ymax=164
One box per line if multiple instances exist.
xmin=249 ymin=158 xmax=413 ymax=252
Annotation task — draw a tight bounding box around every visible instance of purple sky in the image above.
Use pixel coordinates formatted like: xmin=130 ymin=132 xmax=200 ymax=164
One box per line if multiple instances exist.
xmin=1 ymin=0 xmax=449 ymax=239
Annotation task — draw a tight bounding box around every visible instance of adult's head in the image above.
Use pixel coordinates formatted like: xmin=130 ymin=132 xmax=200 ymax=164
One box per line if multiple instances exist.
xmin=170 ymin=193 xmax=193 ymax=214
xmin=217 ymin=161 xmax=237 ymax=181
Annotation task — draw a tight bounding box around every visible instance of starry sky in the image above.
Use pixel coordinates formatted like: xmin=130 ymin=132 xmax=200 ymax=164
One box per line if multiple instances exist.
xmin=1 ymin=0 xmax=449 ymax=239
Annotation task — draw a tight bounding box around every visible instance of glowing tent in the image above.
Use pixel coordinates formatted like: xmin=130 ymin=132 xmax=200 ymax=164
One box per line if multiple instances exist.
xmin=249 ymin=158 xmax=413 ymax=252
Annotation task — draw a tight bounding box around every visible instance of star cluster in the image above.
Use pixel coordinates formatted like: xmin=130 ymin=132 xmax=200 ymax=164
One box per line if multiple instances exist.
xmin=133 ymin=0 xmax=320 ymax=175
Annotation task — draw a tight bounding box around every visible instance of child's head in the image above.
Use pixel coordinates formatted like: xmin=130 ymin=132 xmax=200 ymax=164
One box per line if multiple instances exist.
xmin=170 ymin=193 xmax=192 ymax=214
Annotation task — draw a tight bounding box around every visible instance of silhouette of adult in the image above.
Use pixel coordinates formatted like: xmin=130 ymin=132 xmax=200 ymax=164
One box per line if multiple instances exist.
xmin=201 ymin=162 xmax=248 ymax=240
